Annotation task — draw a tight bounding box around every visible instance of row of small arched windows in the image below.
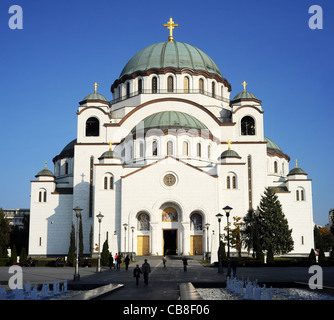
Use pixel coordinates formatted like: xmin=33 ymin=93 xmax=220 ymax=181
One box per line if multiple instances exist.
xmin=122 ymin=76 xmax=220 ymax=97
xmin=140 ymin=140 xmax=212 ymax=158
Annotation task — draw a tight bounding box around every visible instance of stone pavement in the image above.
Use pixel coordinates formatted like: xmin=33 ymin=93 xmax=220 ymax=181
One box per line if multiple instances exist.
xmin=1 ymin=256 xmax=333 ymax=300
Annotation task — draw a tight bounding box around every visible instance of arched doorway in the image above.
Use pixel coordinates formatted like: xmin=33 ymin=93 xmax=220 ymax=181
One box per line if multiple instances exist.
xmin=190 ymin=212 xmax=203 ymax=255
xmin=162 ymin=207 xmax=179 ymax=255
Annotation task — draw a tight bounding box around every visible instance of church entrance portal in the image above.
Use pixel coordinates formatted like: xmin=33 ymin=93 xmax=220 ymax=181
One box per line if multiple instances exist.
xmin=163 ymin=229 xmax=177 ymax=255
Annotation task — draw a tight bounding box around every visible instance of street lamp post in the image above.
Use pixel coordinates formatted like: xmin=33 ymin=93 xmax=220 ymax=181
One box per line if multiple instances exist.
xmin=223 ymin=205 xmax=233 ymax=277
xmin=96 ymin=212 xmax=104 ymax=272
xmin=123 ymin=223 xmax=128 ymax=254
xmin=131 ymin=226 xmax=135 ymax=258
xmin=205 ymin=223 xmax=210 ymax=261
xmin=215 ymin=213 xmax=223 ymax=273
xmin=73 ymin=206 xmax=83 ymax=281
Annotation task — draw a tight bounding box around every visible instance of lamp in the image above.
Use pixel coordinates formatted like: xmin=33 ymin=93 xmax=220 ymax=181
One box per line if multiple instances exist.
xmin=215 ymin=213 xmax=223 ymax=273
xmin=205 ymin=223 xmax=210 ymax=262
xmin=96 ymin=212 xmax=104 ymax=272
xmin=123 ymin=223 xmax=128 ymax=254
xmin=73 ymin=206 xmax=83 ymax=281
xmin=223 ymin=206 xmax=233 ymax=277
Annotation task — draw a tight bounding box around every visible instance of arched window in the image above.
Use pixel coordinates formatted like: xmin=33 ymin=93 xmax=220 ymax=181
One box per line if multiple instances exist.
xmin=184 ymin=77 xmax=189 ymax=93
xmin=199 ymin=78 xmax=204 ymax=93
xmin=138 ymin=79 xmax=143 ymax=93
xmin=167 ymin=76 xmax=174 ymax=92
xmin=190 ymin=212 xmax=203 ymax=230
xmin=296 ymin=187 xmax=305 ymax=201
xmin=152 ymin=140 xmax=158 ymax=156
xmin=104 ymin=173 xmax=114 ymax=190
xmin=65 ymin=162 xmax=69 ymax=175
xmin=152 ymin=77 xmax=157 ymax=93
xmin=86 ymin=117 xmax=99 ymax=136
xmin=226 ymin=172 xmax=237 ymax=189
xmin=182 ymin=141 xmax=189 ymax=156
xmin=167 ymin=140 xmax=173 ymax=156
xmin=126 ymin=82 xmax=130 ymax=98
xmin=197 ymin=143 xmax=201 ymax=157
xmin=241 ymin=116 xmax=255 ymax=135
xmin=212 ymin=82 xmax=216 ymax=97
xmin=226 ymin=176 xmax=231 ymax=189
xmin=274 ymin=161 xmax=278 ymax=173
xmin=208 ymin=144 xmax=211 ymax=159
xmin=221 ymin=86 xmax=224 ymax=99
xmin=38 ymin=189 xmax=47 ymax=202
xmin=137 ymin=212 xmax=150 ymax=231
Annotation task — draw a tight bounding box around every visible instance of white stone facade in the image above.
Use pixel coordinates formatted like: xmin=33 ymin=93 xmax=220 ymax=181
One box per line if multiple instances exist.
xmin=28 ymin=40 xmax=315 ymax=261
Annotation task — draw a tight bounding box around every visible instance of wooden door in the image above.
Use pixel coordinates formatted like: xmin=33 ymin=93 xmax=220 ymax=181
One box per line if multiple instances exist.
xmin=190 ymin=236 xmax=203 ymax=255
xmin=137 ymin=236 xmax=149 ymax=255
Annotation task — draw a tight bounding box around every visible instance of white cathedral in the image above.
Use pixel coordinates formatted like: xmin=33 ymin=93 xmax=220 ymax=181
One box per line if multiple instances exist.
xmin=28 ymin=19 xmax=315 ymax=262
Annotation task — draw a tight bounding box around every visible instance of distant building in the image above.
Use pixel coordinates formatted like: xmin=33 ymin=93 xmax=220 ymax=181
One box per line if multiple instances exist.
xmin=3 ymin=209 xmax=29 ymax=228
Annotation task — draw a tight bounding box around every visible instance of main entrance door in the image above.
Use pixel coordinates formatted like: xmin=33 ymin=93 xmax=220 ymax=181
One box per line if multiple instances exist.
xmin=163 ymin=230 xmax=177 ymax=255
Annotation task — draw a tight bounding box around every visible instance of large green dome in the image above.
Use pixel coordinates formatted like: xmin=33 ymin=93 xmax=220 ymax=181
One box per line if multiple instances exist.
xmin=132 ymin=111 xmax=207 ymax=133
xmin=120 ymin=41 xmax=222 ymax=78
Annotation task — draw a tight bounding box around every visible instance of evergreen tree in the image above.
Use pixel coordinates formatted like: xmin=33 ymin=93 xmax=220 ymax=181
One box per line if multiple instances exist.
xmin=0 ymin=208 xmax=10 ymax=257
xmin=308 ymin=249 xmax=316 ymax=264
xmin=314 ymin=226 xmax=322 ymax=250
xmin=256 ymin=188 xmax=294 ymax=255
xmin=79 ymin=216 xmax=84 ymax=258
xmin=19 ymin=247 xmax=27 ymax=265
xmin=67 ymin=223 xmax=75 ymax=266
xmin=318 ymin=248 xmax=326 ymax=265
xmin=101 ymin=240 xmax=110 ymax=267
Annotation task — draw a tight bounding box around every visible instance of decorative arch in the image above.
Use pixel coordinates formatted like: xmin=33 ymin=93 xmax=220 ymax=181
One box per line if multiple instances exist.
xmin=137 ymin=212 xmax=150 ymax=230
xmin=190 ymin=212 xmax=203 ymax=230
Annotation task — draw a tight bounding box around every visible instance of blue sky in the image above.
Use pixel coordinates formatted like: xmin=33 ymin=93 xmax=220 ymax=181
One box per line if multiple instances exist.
xmin=0 ymin=0 xmax=333 ymax=226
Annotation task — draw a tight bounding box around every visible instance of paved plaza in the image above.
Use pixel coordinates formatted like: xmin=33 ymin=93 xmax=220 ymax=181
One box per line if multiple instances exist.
xmin=1 ymin=256 xmax=333 ymax=300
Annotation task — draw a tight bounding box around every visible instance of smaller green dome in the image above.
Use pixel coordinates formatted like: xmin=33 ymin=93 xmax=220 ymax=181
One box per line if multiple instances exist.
xmin=288 ymin=167 xmax=307 ymax=176
xmin=98 ymin=150 xmax=121 ymax=160
xmin=219 ymin=149 xmax=241 ymax=159
xmin=82 ymin=92 xmax=108 ymax=102
xmin=35 ymin=169 xmax=54 ymax=178
xmin=231 ymin=91 xmax=258 ymax=101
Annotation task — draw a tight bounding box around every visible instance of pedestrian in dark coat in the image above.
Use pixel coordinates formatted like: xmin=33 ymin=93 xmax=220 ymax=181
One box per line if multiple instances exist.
xmin=141 ymin=259 xmax=151 ymax=284
xmin=116 ymin=253 xmax=121 ymax=269
xmin=109 ymin=253 xmax=114 ymax=270
xmin=133 ymin=264 xmax=141 ymax=285
xmin=162 ymin=256 xmax=167 ymax=268
xmin=124 ymin=255 xmax=130 ymax=270
xmin=182 ymin=257 xmax=188 ymax=271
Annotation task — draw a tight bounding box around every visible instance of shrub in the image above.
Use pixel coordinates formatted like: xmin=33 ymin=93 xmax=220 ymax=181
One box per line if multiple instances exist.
xmin=308 ymin=249 xmax=316 ymax=264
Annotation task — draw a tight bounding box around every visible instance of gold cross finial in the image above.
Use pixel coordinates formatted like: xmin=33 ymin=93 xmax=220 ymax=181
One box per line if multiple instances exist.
xmin=296 ymin=159 xmax=298 ymax=168
xmin=109 ymin=140 xmax=113 ymax=151
xmin=242 ymin=81 xmax=248 ymax=92
xmin=93 ymin=82 xmax=99 ymax=93
xmin=163 ymin=17 xmax=179 ymax=42
xmin=45 ymin=161 xmax=47 ymax=170
xmin=228 ymin=140 xmax=231 ymax=150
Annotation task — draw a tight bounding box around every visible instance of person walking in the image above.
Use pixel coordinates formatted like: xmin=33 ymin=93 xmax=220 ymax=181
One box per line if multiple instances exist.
xmin=182 ymin=256 xmax=188 ymax=271
xmin=162 ymin=256 xmax=167 ymax=268
xmin=109 ymin=253 xmax=114 ymax=270
xmin=116 ymin=253 xmax=121 ymax=270
xmin=124 ymin=255 xmax=130 ymax=270
xmin=141 ymin=259 xmax=151 ymax=285
xmin=133 ymin=264 xmax=141 ymax=285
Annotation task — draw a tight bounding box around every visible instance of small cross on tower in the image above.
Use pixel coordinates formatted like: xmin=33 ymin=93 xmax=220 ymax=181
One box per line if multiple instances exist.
xmin=93 ymin=82 xmax=99 ymax=94
xmin=242 ymin=81 xmax=248 ymax=92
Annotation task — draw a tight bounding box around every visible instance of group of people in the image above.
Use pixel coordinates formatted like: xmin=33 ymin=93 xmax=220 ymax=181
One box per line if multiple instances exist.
xmin=108 ymin=253 xmax=131 ymax=270
xmin=133 ymin=259 xmax=151 ymax=285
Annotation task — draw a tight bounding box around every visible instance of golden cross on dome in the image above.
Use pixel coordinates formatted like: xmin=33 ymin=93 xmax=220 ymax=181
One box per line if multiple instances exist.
xmin=93 ymin=82 xmax=99 ymax=93
xmin=242 ymin=81 xmax=248 ymax=92
xmin=163 ymin=17 xmax=179 ymax=42
xmin=109 ymin=140 xmax=113 ymax=151
xmin=296 ymin=159 xmax=298 ymax=168
xmin=45 ymin=161 xmax=47 ymax=170
xmin=228 ymin=140 xmax=231 ymax=150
